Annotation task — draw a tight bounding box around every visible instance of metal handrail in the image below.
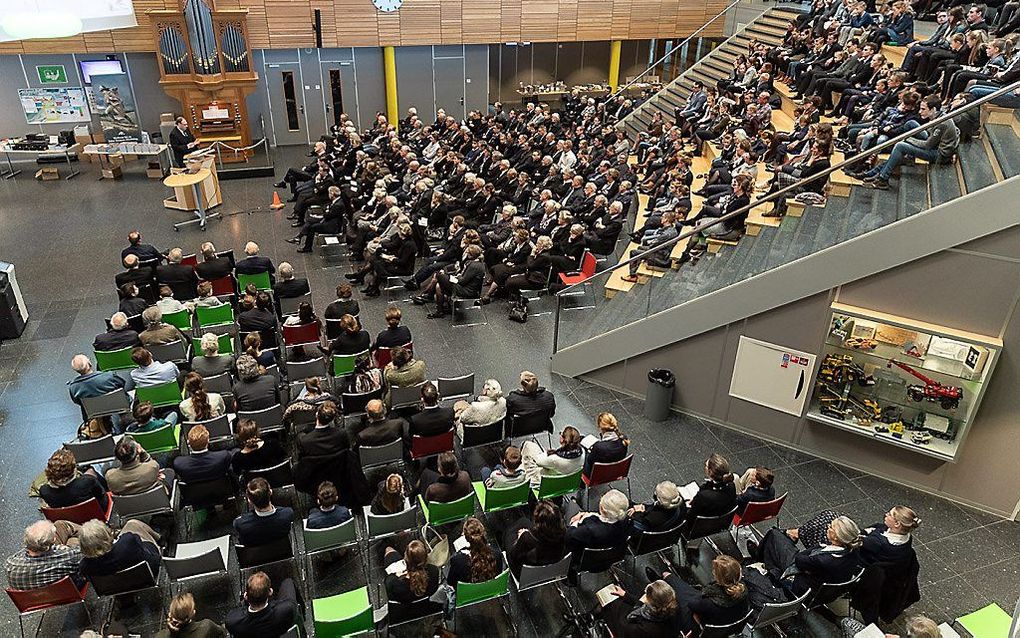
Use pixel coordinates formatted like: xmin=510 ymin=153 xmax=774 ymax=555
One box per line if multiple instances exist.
xmin=614 ymin=0 xmax=757 ymax=96
xmin=556 ymin=77 xmax=1020 ymax=296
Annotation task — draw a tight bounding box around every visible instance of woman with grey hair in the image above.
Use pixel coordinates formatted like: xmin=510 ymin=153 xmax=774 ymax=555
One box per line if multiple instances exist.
xmin=754 ymin=514 xmax=862 ymax=596
xmin=564 ymin=489 xmax=634 ymax=563
xmin=230 ymin=354 xmax=280 ymax=412
xmin=190 ymin=332 xmax=233 ymax=378
xmin=455 ymin=378 xmax=507 ymax=426
xmin=79 ymin=519 xmax=161 ymax=580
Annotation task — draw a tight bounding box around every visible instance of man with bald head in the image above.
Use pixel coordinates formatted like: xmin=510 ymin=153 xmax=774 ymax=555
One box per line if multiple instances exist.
xmin=93 ymin=312 xmax=141 ymax=351
xmin=235 ymin=241 xmax=276 ymax=283
xmin=353 ymin=399 xmax=406 ymax=448
xmin=156 ymin=247 xmax=199 ymax=300
xmin=120 ymin=230 xmax=162 ymax=263
xmin=5 ymin=520 xmax=84 ymax=590
xmin=114 ymin=253 xmax=156 ymax=292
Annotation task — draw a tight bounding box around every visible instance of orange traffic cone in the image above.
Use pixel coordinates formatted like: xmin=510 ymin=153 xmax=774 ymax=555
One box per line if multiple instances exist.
xmin=269 ymin=191 xmax=286 ymax=210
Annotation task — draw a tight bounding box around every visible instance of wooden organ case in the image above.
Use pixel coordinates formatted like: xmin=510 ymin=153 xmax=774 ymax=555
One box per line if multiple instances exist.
xmin=150 ymin=0 xmax=258 ymax=162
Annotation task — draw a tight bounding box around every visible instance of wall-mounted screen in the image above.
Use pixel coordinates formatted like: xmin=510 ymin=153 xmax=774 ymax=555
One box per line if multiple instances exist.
xmin=1 ymin=1 xmax=137 ymax=42
xmin=79 ymin=59 xmax=124 ymax=84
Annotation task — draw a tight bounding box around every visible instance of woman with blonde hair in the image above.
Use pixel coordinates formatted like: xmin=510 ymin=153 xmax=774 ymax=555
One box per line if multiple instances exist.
xmin=861 ymin=505 xmax=920 ymax=566
xmin=583 ymin=411 xmax=630 ymax=476
xmin=656 ymin=555 xmax=749 ymax=633
xmin=154 ymin=592 xmax=227 ymax=637
xmin=601 ymin=579 xmax=680 ymax=637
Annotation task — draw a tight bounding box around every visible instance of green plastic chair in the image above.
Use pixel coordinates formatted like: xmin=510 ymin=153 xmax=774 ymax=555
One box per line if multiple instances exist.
xmin=135 ymin=381 xmax=183 ymax=409
xmin=191 ymin=333 xmax=234 ymax=356
xmin=130 ymin=422 xmax=181 ymax=455
xmin=455 ymin=568 xmax=510 ymax=608
xmin=162 ymin=309 xmax=192 ymax=333
xmin=94 ymin=347 xmax=137 ymax=372
xmin=236 ymin=271 xmax=272 ymax=291
xmin=312 ymin=586 xmax=373 ymax=637
xmin=531 ymin=469 xmax=583 ymax=501
xmin=331 ymin=351 xmax=366 ymax=377
xmin=472 ymin=480 xmax=530 ymax=513
xmin=418 ymin=492 xmax=475 ymax=526
xmin=195 ymin=304 xmax=234 ymax=328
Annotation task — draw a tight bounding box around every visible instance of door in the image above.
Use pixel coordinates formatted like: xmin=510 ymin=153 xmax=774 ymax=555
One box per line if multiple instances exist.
xmin=433 ymin=55 xmax=466 ymax=121
xmin=265 ymin=62 xmax=308 ymax=145
xmin=319 ymin=60 xmax=357 ymax=133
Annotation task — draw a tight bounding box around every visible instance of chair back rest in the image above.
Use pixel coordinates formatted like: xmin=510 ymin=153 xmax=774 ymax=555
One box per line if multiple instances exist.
xmin=302 ymin=517 xmax=358 ymax=553
xmin=183 ymin=414 xmax=232 ymax=445
xmin=209 ymin=275 xmax=236 ymax=298
xmin=245 ymin=459 xmax=294 ymax=489
xmin=235 ymin=535 xmax=293 ymax=569
xmin=630 ymin=520 xmax=686 ymax=556
xmin=577 ymin=545 xmax=626 ymax=574
xmin=179 ymin=476 xmax=235 ymax=509
xmin=280 ymin=292 xmax=312 ymax=317
xmin=359 ymin=438 xmax=405 ymax=470
xmin=420 ymin=492 xmax=475 ymax=526
xmin=312 ymin=587 xmax=372 ymax=638
xmin=365 ymin=506 xmax=419 ymax=540
xmin=196 ymin=303 xmax=234 ymax=327
xmin=461 ymin=419 xmax=504 ymax=448
xmin=131 ymin=422 xmax=179 ymax=453
xmin=734 ymin=493 xmax=788 ymax=527
xmin=586 ymin=454 xmax=633 ymax=486
xmin=163 ymin=546 xmax=228 ymax=582
xmin=437 ymin=373 xmax=474 ymax=400
xmin=81 ymin=389 xmax=131 ymax=420
xmin=373 ymin=346 xmax=395 ymax=369
xmin=580 ymin=250 xmax=598 ymax=278
xmin=455 ymin=569 xmax=510 ymax=608
xmin=810 ymin=568 xmax=865 ymax=608
xmin=332 ymin=349 xmax=369 ymax=377
xmin=181 ymin=253 xmax=198 ymax=268
xmin=41 ymin=497 xmax=108 ymax=525
xmin=325 ymin=318 xmax=345 ymax=340
xmin=6 ymin=576 xmax=86 ymax=613
xmin=236 ymin=271 xmax=272 ymax=291
xmin=282 ymin=322 xmax=321 ymax=347
xmin=94 ymin=347 xmax=137 ymax=371
xmin=192 ymin=332 xmax=234 ymax=356
xmin=147 ymin=339 xmax=188 ymax=363
xmin=290 ymin=409 xmax=317 ymax=433
xmin=410 ymin=429 xmax=455 ymax=460
xmin=64 ymin=435 xmax=117 ymax=466
xmin=752 ymin=588 xmax=812 ymax=629
xmin=390 ymin=382 xmax=424 ymax=410
xmin=535 ymin=469 xmax=582 ymax=500
xmin=201 ymin=372 xmax=233 ymax=395
xmin=112 ymin=484 xmax=172 ymax=519
xmin=287 ymin=357 xmax=327 ymax=383
xmin=517 ymin=552 xmax=573 ymax=591
xmin=509 ymin=411 xmax=553 ymax=439
xmin=135 ymin=381 xmax=182 ymax=409
xmin=237 ymin=404 xmax=284 ymax=431
xmin=478 ymin=480 xmax=531 ymax=512
xmin=686 ymin=507 xmax=739 ymax=542
xmin=701 ymin=609 xmax=755 ymax=638
xmin=89 ymin=561 xmax=157 ymax=597
xmin=341 ymin=387 xmax=383 ymax=416
xmin=162 ymin=309 xmax=192 ymax=332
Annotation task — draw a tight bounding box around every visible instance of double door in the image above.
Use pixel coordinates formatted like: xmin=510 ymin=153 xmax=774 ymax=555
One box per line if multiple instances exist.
xmin=265 ymin=55 xmax=355 ymax=146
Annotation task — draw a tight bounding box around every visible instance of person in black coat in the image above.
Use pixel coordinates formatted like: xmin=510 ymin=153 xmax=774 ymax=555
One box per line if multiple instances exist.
xmin=173 ymin=423 xmax=234 ymax=484
xmin=39 ymin=449 xmax=110 ymax=511
xmin=272 ymin=262 xmax=311 ymax=314
xmin=408 ymin=383 xmax=455 ymax=436
xmin=583 ymin=411 xmax=629 ymax=477
xmin=505 ymin=370 xmax=556 ymax=426
xmin=383 ymin=540 xmax=441 ymax=621
xmin=630 ymin=481 xmax=686 ymax=533
xmin=599 ymin=579 xmax=682 ymax=638
xmin=565 ymin=489 xmax=633 ymax=566
xmin=658 ymin=555 xmax=750 ymax=634
xmin=374 ymin=306 xmax=413 ymax=349
xmin=585 ymin=201 xmax=626 ymax=255
xmin=506 ymin=500 xmax=567 ymax=577
xmin=324 ymin=314 xmax=371 ymax=356
xmin=93 ymin=312 xmax=141 ymax=351
xmin=296 ymin=403 xmax=350 ymax=459
xmin=238 ymin=292 xmax=279 ymax=336
xmin=235 ymin=241 xmax=276 ymax=282
xmin=504 ymin=237 xmax=555 ymax=300
xmin=233 ymin=478 xmax=295 ymax=547
xmin=115 ymin=254 xmax=157 ymax=292
xmin=121 ymin=231 xmax=163 ymax=263
xmin=157 ymin=248 xmax=200 ymax=301
xmin=428 ymin=246 xmax=486 ymax=318
xmin=758 ymin=515 xmax=863 ymax=596
xmin=226 ymin=572 xmax=303 ymax=638
xmin=447 ymin=517 xmax=505 ymax=590
xmin=293 ymin=186 xmax=348 ymax=252
xmin=194 ymin=243 xmax=232 ymax=282
xmin=353 ymin=399 xmax=406 ymax=448
xmin=346 ymin=224 xmax=417 ymax=297
xmin=735 ymin=466 xmax=777 ymax=515
xmin=168 ymin=116 xmax=198 ymax=167
xmin=324 ymin=284 xmax=360 ymax=321
xmin=79 ymin=518 xmax=161 ymax=579
xmin=683 ymin=453 xmax=738 ymax=534
xmin=860 ymin=506 xmax=920 ymax=567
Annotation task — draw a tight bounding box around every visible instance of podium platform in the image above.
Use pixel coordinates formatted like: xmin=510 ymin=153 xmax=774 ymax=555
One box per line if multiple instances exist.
xmin=163 ymin=153 xmax=222 ymax=231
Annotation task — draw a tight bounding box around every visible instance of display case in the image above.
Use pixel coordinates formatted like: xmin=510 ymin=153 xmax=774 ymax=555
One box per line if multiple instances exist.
xmin=805 ymin=302 xmax=1002 ymax=462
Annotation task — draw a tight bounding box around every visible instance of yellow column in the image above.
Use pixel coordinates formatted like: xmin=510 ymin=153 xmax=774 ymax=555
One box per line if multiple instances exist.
xmin=608 ymin=40 xmax=622 ymax=92
xmin=383 ymin=45 xmax=399 ymax=129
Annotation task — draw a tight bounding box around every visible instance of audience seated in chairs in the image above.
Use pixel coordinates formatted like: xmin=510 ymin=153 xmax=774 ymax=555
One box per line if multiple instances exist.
xmin=139 ymin=307 xmax=187 ymax=346
xmin=506 ymin=370 xmax=556 ymax=424
xmin=226 ymin=571 xmax=303 ymax=638
xmin=506 ymin=500 xmax=567 ymax=577
xmin=521 ymin=426 xmax=583 ymax=488
xmin=93 ymin=312 xmax=141 ymax=351
xmin=191 ymin=332 xmax=234 ymax=378
xmin=239 ymin=292 xmax=279 ymax=335
xmin=307 ymin=481 xmax=352 ymax=529
xmin=232 ymin=355 xmax=280 ymax=412
xmin=353 ymin=399 xmax=407 ymax=447
xmin=195 ymin=242 xmax=232 ymax=282
xmin=130 ymin=347 xmax=179 ymax=388
xmin=752 ymin=514 xmax=862 ymax=597
xmin=272 ymin=262 xmax=311 ymax=312
xmin=296 ymin=402 xmax=349 ymax=459
xmin=172 ymin=424 xmax=233 ymax=483
xmin=656 ymin=555 xmax=749 ymax=635
xmin=598 ymin=579 xmax=681 ymax=638
xmin=155 ymin=592 xmax=228 ymax=638
xmin=447 ymin=517 xmax=505 ymax=589
xmin=115 ymin=254 xmax=156 ymax=293
xmin=39 ymin=449 xmax=109 ymax=511
xmin=79 ymin=518 xmax=161 ymax=580
xmin=419 ymin=452 xmax=472 ymax=503
xmin=583 ymin=411 xmax=630 ymax=476
xmin=383 ymin=540 xmax=441 ymax=612
xmin=630 ymin=480 xmax=686 ymax=533
xmin=157 ymin=249 xmax=199 ymax=302
xmin=734 ymin=465 xmax=777 ymax=515
xmin=232 ymin=419 xmax=287 ymax=477
xmin=324 ymin=283 xmax=360 ymax=320
xmin=409 ymin=382 xmax=454 ymax=437
xmin=180 ymin=372 xmax=226 ymax=422
xmin=683 ymin=453 xmax=738 ymax=530
xmin=4 ymin=520 xmax=84 ymax=591
xmin=235 ymin=241 xmax=276 ymax=282
xmin=233 ymin=477 xmax=295 ymax=547
xmin=454 ymin=378 xmax=507 ymax=427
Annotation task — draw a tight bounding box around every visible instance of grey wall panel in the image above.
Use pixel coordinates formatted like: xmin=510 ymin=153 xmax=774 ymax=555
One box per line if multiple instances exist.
xmin=488 ymin=44 xmax=501 ymax=104
xmin=836 ymin=250 xmax=1020 ymax=338
xmin=464 ymin=45 xmax=490 ymax=113
xmin=621 ymin=40 xmax=652 ymax=82
xmin=532 ymin=42 xmax=557 ymax=85
xmin=353 ymin=47 xmax=386 ymax=131
xmin=247 ymin=50 xmax=272 ymax=142
xmin=570 ymin=41 xmax=610 ymax=85
xmin=124 ymin=53 xmax=181 ymax=134
xmin=394 ymin=46 xmax=435 ymax=120
xmin=956 ymin=224 xmax=1020 ymax=260
xmin=299 ymin=48 xmax=327 ymax=141
xmin=556 ymin=42 xmax=583 ymax=86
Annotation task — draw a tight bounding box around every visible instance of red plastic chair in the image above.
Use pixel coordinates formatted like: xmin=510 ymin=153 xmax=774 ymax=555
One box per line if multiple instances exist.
xmin=282 ymin=322 xmax=322 ymax=348
xmin=208 ymin=275 xmax=236 ymax=297
xmin=7 ymin=577 xmax=90 ymax=638
xmin=732 ymin=492 xmax=788 ymax=528
xmin=558 ymin=250 xmax=598 ymax=286
xmin=181 ymin=253 xmax=199 ymax=269
xmin=581 ymin=454 xmax=634 ymax=509
xmin=40 ymin=494 xmax=114 ymax=525
xmin=373 ymin=342 xmax=413 ymax=369
xmin=410 ymin=429 xmax=455 ymax=461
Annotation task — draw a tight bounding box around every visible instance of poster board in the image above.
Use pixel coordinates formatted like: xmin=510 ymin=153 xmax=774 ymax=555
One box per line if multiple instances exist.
xmin=90 ymin=72 xmax=142 ymax=143
xmin=729 ymin=336 xmax=817 ymax=417
xmin=18 ymin=87 xmax=90 ymax=124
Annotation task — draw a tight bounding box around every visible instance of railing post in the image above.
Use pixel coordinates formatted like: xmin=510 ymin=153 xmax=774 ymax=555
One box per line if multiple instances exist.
xmin=552 ymin=295 xmax=562 ymax=354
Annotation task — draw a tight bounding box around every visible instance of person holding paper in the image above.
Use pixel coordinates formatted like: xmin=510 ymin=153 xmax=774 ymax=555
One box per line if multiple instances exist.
xmin=565 ymin=490 xmax=633 ymax=565
xmin=682 ymin=453 xmax=738 ymax=534
xmin=598 ymin=579 xmax=682 ymax=638
xmin=383 ymin=540 xmax=441 ymax=613
xmin=169 ymin=116 xmax=198 ymax=167
xmin=446 ymin=517 xmax=504 ymax=589
xmin=521 ymin=426 xmax=584 ymax=488
xmin=582 ymin=411 xmax=629 ymax=477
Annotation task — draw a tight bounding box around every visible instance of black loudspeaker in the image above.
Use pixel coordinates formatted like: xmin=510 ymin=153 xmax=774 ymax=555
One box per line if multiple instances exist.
xmin=58 ymin=130 xmax=76 ymax=146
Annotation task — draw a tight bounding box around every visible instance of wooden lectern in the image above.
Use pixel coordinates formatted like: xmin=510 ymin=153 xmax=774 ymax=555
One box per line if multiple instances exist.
xmin=163 ymin=152 xmax=222 ymax=230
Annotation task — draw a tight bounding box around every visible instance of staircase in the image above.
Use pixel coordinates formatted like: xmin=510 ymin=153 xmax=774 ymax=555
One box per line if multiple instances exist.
xmin=552 ymin=11 xmax=1020 ymax=374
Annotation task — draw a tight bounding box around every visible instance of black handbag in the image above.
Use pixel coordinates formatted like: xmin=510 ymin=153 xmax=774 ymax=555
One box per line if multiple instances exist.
xmin=508 ymin=299 xmax=528 ymax=323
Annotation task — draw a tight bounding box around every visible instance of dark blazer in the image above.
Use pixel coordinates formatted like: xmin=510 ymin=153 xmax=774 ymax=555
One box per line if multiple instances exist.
xmin=122 ymin=243 xmax=163 ymax=263
xmin=566 ymin=516 xmax=632 ymax=553
xmin=297 ymin=426 xmax=350 ymax=458
xmin=80 ymin=531 xmax=161 ymax=579
xmin=157 ymin=263 xmax=200 ymax=301
xmin=792 ymin=546 xmax=861 ymax=595
xmin=583 ymin=436 xmax=628 ymax=476
xmin=374 ymin=325 xmax=412 ymax=349
xmin=93 ymin=329 xmax=141 ymax=352
xmin=668 ymin=578 xmax=750 ymax=628
xmin=603 ymin=590 xmax=682 ymax=638
xmin=232 ymin=376 xmax=280 ymax=412
xmin=453 ymin=259 xmax=486 ymax=298
xmin=169 ymin=126 xmax=196 ymax=167
xmin=324 ymin=299 xmax=360 ymax=320
xmin=196 ymin=257 xmax=233 ymax=282
xmin=224 ymin=582 xmax=300 ymax=638
xmin=423 ymin=471 xmax=472 ymax=503
xmin=356 ymin=418 xmax=406 ymax=447
xmin=631 ymin=503 xmax=686 ymax=533
xmin=172 ymin=449 xmax=234 ymax=484
xmin=235 ymin=256 xmax=276 ymax=276
xmin=508 ymin=527 xmax=567 ymax=577
xmin=505 ymin=387 xmax=556 ymax=420
xmin=39 ymin=474 xmax=109 ymax=510
xmin=273 ymin=278 xmax=311 ymax=301
xmin=385 ymin=553 xmax=441 ymax=606
xmin=233 ymin=506 xmax=295 ymax=547
xmin=327 ymin=330 xmax=371 ymax=355
xmin=238 ymin=308 xmax=279 ymax=334
xmin=860 ymin=525 xmax=915 ymax=566
xmin=409 ymin=406 xmax=455 ymax=437
xmin=686 ymin=479 xmax=738 ymax=522
xmin=115 ymin=267 xmax=156 ymax=291
xmin=736 ymin=484 xmax=776 ymax=515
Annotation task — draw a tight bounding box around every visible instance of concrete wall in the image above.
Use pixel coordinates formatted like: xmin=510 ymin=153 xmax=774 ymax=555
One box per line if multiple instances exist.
xmin=583 ymin=226 xmax=1020 ymax=518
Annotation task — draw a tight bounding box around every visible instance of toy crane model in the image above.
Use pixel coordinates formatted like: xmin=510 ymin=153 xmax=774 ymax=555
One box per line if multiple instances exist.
xmin=887 ymin=359 xmax=963 ymax=410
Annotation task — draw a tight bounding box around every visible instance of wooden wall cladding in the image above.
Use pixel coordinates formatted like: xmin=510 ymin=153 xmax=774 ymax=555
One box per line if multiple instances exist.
xmin=0 ymin=0 xmax=728 ymax=53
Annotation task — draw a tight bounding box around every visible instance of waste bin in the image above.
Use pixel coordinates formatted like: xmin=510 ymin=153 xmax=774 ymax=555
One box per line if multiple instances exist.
xmin=644 ymin=368 xmax=675 ymax=421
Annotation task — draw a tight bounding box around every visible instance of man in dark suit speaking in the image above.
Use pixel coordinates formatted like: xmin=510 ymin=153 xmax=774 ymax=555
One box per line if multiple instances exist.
xmin=169 ymin=116 xmax=198 ymax=167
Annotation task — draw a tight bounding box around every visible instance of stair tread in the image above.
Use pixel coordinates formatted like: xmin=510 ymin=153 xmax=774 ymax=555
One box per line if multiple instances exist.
xmin=985 ymin=123 xmax=1020 ymax=179
xmin=958 ymin=139 xmax=997 ymax=193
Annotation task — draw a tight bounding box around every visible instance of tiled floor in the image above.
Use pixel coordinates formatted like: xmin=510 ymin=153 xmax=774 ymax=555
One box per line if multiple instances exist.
xmin=0 ymin=149 xmax=1016 ymax=636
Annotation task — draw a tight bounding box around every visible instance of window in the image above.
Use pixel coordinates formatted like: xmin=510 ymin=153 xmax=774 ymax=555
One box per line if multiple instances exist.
xmin=328 ymin=69 xmax=344 ymax=127
xmin=282 ymin=71 xmax=300 ymax=131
